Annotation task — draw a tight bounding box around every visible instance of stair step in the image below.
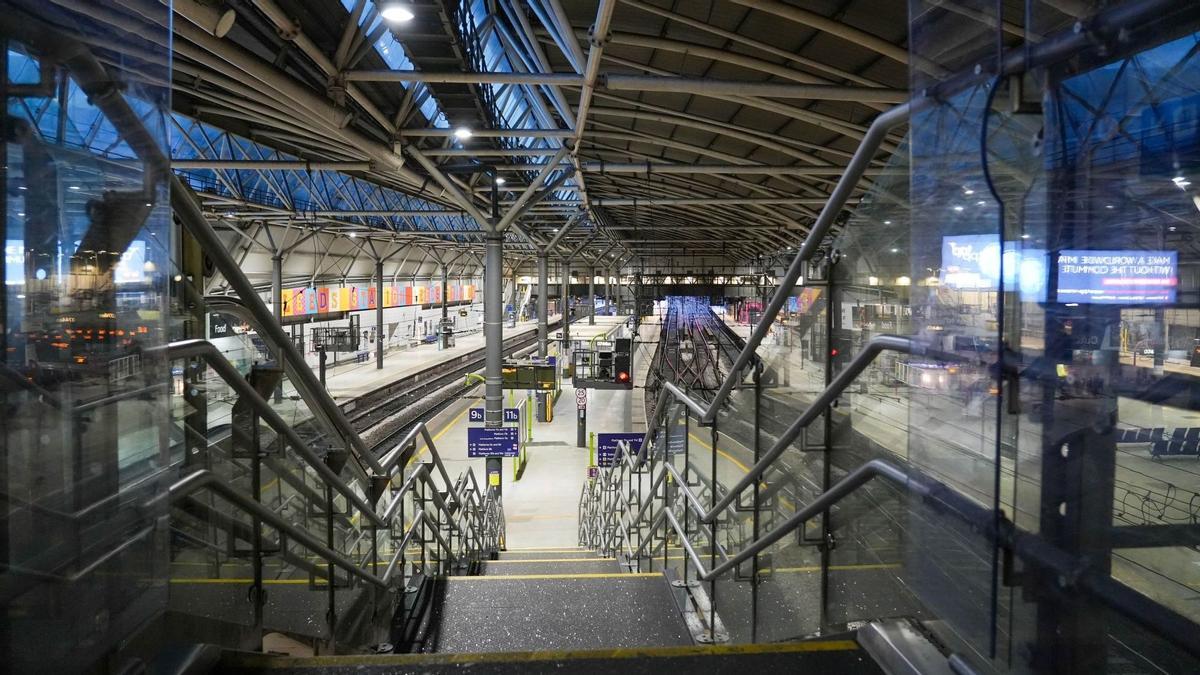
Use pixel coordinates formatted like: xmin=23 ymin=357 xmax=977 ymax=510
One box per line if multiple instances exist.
xmin=218 ymin=639 xmax=877 ymax=674
xmin=499 ymin=549 xmax=602 ymax=561
xmin=425 ymin=573 xmax=691 ymax=652
xmin=480 ymin=559 xmax=621 ymax=576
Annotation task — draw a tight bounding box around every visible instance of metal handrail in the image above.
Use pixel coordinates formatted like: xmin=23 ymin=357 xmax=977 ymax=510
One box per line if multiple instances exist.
xmin=167 ymin=469 xmax=389 ymax=588
xmin=637 ymin=335 xmax=965 ymax=524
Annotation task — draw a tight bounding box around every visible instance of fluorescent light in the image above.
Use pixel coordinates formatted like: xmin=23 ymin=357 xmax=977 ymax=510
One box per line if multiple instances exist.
xmin=890 ymin=248 xmax=900 ymax=253
xmin=1021 ymin=233 xmax=1030 ymax=239
xmin=349 ymin=232 xmax=357 ymax=238
xmin=69 ymin=185 xmax=81 ymax=191
xmin=963 ymin=188 xmax=975 ymax=195
xmin=453 ymin=127 xmax=473 ymax=140
xmin=495 ymin=177 xmax=506 ymax=185
xmin=883 ymin=220 xmax=892 ymax=225
xmin=953 ymin=205 xmax=964 ymax=212
xmin=380 ymin=2 xmax=414 ymax=22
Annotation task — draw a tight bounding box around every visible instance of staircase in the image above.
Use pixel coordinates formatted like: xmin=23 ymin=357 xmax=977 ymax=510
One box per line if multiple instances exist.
xmin=419 ymin=547 xmax=693 ymax=653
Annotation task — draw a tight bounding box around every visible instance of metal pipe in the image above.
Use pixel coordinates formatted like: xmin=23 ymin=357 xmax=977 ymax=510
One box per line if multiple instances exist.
xmin=169 ymin=470 xmax=387 ymax=588
xmin=159 ymin=340 xmax=384 ymax=521
xmin=172 ymin=160 xmax=373 ymax=170
xmin=484 ymin=231 xmax=505 ymax=425
xmin=544 ymin=212 xmax=583 ymax=253
xmin=704 ymin=102 xmax=911 ymax=419
xmin=591 ymin=197 xmax=853 ymax=206
xmin=421 ymin=148 xmax=562 ymax=157
xmin=573 ymin=0 xmax=618 ymax=156
xmin=172 ymin=0 xmax=237 ymax=38
xmin=171 ymin=176 xmax=385 ymax=475
xmin=581 ymin=162 xmax=886 ymax=176
xmin=376 ymin=258 xmax=384 ymax=369
xmin=537 ymin=252 xmax=549 ymax=357
xmin=588 ymin=266 xmax=595 ymax=326
xmin=704 ymin=335 xmax=961 ymax=520
xmin=726 ymin=0 xmax=912 ymax=68
xmin=400 ymin=128 xmax=575 ymax=138
xmin=250 ymin=0 xmax=395 ymax=133
xmin=344 ymin=70 xmax=583 ymax=85
xmin=495 ymin=146 xmax=572 ymax=232
xmin=601 ymin=75 xmax=908 ymax=103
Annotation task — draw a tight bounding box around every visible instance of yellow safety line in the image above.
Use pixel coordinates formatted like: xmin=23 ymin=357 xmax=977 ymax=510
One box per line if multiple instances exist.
xmin=688 ymin=432 xmax=796 ymax=511
xmin=409 ymin=397 xmax=480 ymax=465
xmin=225 ymin=639 xmax=859 ymax=669
xmin=447 ymin=572 xmax=661 ymax=581
xmin=484 ymin=557 xmax=616 ymax=564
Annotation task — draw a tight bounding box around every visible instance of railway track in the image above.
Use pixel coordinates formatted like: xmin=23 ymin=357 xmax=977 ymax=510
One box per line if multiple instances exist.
xmin=344 ymin=320 xmax=561 ymax=455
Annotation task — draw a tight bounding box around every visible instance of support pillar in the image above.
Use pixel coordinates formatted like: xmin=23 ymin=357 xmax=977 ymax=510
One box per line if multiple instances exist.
xmin=271 ymin=254 xmax=283 ymax=401
xmin=537 ymin=252 xmax=548 ymax=358
xmin=562 ymin=259 xmax=571 ymax=352
xmin=588 ymin=266 xmax=595 ymax=326
xmin=605 ymin=267 xmax=611 ymax=316
xmin=484 ymin=231 xmax=504 ymax=493
xmin=440 ymin=264 xmax=451 ymax=349
xmin=375 ymin=259 xmax=384 ymax=369
xmin=509 ymin=268 xmax=519 ymax=327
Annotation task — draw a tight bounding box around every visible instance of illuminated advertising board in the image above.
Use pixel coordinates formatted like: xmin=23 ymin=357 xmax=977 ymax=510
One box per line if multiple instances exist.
xmin=940 ymin=234 xmax=1047 ymax=300
xmin=1056 ymin=250 xmax=1177 ymax=304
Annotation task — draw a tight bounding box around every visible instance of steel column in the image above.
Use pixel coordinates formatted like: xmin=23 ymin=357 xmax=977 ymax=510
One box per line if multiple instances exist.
xmin=588 ymin=266 xmax=595 ymax=326
xmin=484 ymin=231 xmax=504 ymax=492
xmin=537 ymin=252 xmax=549 ymax=358
xmin=375 ymin=258 xmax=384 ymax=369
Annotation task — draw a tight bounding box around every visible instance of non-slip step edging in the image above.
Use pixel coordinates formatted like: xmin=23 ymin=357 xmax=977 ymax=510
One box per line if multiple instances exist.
xmin=218 ymin=639 xmax=872 ymax=675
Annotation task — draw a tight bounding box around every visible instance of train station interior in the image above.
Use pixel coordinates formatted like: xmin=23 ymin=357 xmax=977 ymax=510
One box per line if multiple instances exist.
xmin=3 ymin=1 xmax=1200 ymax=673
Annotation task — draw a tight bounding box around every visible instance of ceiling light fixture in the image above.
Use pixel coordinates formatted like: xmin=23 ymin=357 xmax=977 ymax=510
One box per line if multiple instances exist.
xmin=495 ymin=177 xmax=506 ymax=185
xmin=453 ymin=127 xmax=473 ymax=141
xmin=380 ymin=2 xmax=415 ymax=23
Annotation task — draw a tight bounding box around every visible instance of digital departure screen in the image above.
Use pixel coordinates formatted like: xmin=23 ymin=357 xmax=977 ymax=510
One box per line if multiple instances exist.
xmin=1056 ymin=250 xmax=1177 ymax=304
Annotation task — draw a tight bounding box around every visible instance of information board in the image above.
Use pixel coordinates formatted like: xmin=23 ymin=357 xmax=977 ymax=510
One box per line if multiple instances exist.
xmin=467 ymin=426 xmax=519 ymax=458
xmin=597 ymin=432 xmax=643 ymax=467
xmin=468 ymin=407 xmax=519 ymax=423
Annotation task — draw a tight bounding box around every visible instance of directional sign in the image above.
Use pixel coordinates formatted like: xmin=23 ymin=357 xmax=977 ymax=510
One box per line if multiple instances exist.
xmin=597 ymin=433 xmax=643 ymax=468
xmin=469 ymin=407 xmax=519 ymax=424
xmin=467 ymin=426 xmax=519 ymax=458
xmin=576 ymin=388 xmax=588 ymax=410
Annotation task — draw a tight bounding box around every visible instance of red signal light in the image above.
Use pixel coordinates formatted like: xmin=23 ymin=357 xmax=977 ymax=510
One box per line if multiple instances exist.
xmin=830 ymin=348 xmax=839 ymax=357
xmin=617 ymin=371 xmax=630 ymax=383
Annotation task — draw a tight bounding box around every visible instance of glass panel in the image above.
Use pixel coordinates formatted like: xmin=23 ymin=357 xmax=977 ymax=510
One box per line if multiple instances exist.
xmin=0 ymin=6 xmax=172 ymax=672
xmin=906 ymin=0 xmax=1004 ymax=661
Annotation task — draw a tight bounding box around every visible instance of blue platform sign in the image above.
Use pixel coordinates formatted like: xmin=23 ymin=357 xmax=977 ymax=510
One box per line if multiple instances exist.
xmin=468 ymin=426 xmax=519 ymax=457
xmin=597 ymin=433 xmax=643 ymax=467
xmin=469 ymin=407 xmax=519 ymax=423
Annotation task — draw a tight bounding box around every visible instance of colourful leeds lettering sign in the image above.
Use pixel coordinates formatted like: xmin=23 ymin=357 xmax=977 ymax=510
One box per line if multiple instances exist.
xmin=278 ymin=283 xmax=476 ymax=317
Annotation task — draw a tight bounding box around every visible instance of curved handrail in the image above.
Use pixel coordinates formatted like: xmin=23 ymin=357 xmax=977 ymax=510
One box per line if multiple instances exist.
xmin=202 ymin=293 xmax=379 ymax=476
xmin=166 ymin=469 xmax=389 ymax=589
xmin=637 ymin=335 xmax=966 ymax=524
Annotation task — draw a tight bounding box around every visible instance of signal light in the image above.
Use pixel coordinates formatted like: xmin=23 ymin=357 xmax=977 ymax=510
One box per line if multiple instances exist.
xmin=617 ymin=371 xmax=630 ymax=383
xmin=830 ymin=348 xmax=839 ymax=357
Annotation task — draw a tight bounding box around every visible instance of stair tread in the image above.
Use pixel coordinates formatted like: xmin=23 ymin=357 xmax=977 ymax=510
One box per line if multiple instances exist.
xmin=481 ymin=559 xmax=622 ymax=576
xmin=423 ymin=573 xmax=691 ymax=653
xmin=219 ymin=639 xmax=878 ymax=674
